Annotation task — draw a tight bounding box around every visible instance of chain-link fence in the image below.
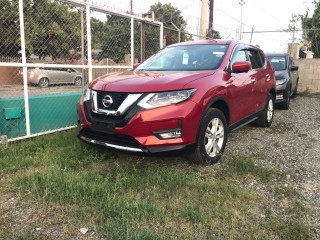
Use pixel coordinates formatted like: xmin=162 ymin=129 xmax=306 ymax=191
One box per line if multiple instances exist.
xmin=0 ymin=0 xmax=163 ymax=143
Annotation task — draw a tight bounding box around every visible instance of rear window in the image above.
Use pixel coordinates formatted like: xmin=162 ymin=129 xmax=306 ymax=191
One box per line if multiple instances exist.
xmin=247 ymin=49 xmax=264 ymax=69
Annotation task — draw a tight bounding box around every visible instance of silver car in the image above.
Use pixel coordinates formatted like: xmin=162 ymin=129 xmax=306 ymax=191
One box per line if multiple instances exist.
xmin=28 ymin=67 xmax=83 ymax=88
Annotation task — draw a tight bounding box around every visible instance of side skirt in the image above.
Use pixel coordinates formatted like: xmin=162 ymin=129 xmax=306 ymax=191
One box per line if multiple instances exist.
xmin=228 ymin=110 xmax=264 ymax=132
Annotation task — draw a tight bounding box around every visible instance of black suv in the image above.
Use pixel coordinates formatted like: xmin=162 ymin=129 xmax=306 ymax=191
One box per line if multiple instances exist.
xmin=266 ymin=53 xmax=299 ymax=110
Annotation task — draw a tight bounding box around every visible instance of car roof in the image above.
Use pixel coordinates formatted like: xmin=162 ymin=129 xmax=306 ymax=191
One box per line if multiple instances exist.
xmin=168 ymin=40 xmax=264 ymax=53
xmin=168 ymin=39 xmax=237 ymax=47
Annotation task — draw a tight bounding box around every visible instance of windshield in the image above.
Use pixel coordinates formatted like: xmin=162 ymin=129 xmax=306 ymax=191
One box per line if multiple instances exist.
xmin=137 ymin=44 xmax=228 ymax=71
xmin=267 ymin=56 xmax=287 ymax=71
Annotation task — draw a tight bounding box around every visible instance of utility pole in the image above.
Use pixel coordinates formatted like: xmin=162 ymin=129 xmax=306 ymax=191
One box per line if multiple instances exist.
xmin=250 ymin=25 xmax=255 ymax=43
xmin=208 ymin=0 xmax=214 ymax=38
xmin=199 ymin=0 xmax=209 ymax=39
xmin=239 ymin=0 xmax=245 ymax=40
xmin=130 ymin=0 xmax=133 ymax=15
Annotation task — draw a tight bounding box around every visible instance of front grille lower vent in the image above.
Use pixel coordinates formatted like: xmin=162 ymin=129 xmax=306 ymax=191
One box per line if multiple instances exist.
xmin=81 ymin=128 xmax=144 ymax=149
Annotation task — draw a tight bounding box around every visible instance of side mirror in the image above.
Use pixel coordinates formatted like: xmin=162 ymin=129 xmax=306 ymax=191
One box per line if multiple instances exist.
xmin=290 ymin=65 xmax=299 ymax=71
xmin=133 ymin=63 xmax=140 ymax=70
xmin=231 ymin=61 xmax=251 ymax=73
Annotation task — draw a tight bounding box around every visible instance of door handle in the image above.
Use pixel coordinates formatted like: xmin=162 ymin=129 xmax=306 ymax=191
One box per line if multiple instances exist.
xmin=251 ymin=78 xmax=257 ymax=83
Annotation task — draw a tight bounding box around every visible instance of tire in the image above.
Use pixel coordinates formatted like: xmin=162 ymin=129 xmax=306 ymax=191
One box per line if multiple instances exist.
xmin=74 ymin=77 xmax=82 ymax=86
xmin=38 ymin=78 xmax=49 ymax=88
xmin=255 ymin=93 xmax=274 ymax=127
xmin=291 ymin=79 xmax=299 ymax=98
xmin=187 ymin=108 xmax=228 ymax=164
xmin=278 ymin=87 xmax=290 ymax=110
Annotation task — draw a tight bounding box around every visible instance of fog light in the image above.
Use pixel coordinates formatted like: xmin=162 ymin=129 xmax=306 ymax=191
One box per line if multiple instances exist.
xmin=154 ymin=129 xmax=181 ymax=139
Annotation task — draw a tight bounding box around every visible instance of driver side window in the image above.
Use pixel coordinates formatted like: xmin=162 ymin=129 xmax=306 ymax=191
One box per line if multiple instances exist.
xmin=229 ymin=45 xmax=248 ymax=71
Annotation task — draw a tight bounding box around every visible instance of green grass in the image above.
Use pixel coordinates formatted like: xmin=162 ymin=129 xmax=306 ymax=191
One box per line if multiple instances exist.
xmin=298 ymin=90 xmax=320 ymax=98
xmin=0 ymin=130 xmax=311 ymax=239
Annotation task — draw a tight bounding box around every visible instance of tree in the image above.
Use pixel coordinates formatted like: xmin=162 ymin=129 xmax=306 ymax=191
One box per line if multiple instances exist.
xmin=25 ymin=0 xmax=82 ymax=60
xmin=98 ymin=15 xmax=160 ymax=63
xmin=98 ymin=15 xmax=132 ymax=63
xmin=0 ymin=0 xmax=83 ymax=60
xmin=301 ymin=1 xmax=320 ymax=57
xmin=0 ymin=0 xmax=21 ymax=56
xmin=207 ymin=29 xmax=222 ymax=39
xmin=150 ymin=2 xmax=190 ymax=46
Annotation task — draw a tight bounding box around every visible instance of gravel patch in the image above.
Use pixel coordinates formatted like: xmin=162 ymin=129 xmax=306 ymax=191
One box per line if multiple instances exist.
xmin=224 ymin=95 xmax=320 ymax=239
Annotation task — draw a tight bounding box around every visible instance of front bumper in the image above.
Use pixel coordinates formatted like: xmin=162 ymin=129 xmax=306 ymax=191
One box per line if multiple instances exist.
xmin=275 ymin=83 xmax=289 ymax=103
xmin=77 ymin=98 xmax=201 ymax=153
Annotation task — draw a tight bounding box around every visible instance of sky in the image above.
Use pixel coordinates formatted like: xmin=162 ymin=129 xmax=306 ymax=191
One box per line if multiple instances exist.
xmin=91 ymin=0 xmax=316 ymax=53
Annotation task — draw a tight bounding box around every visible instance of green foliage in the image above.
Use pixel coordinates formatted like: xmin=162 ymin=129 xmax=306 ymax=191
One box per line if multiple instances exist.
xmin=0 ymin=0 xmax=20 ymax=56
xmin=301 ymin=1 xmax=320 ymax=57
xmin=0 ymin=0 xmax=221 ymax=63
xmin=210 ymin=29 xmax=222 ymax=39
xmin=98 ymin=15 xmax=132 ymax=62
xmin=0 ymin=0 xmax=84 ymax=58
xmin=25 ymin=0 xmax=82 ymax=60
xmin=225 ymin=156 xmax=275 ymax=182
xmin=150 ymin=2 xmax=189 ymax=45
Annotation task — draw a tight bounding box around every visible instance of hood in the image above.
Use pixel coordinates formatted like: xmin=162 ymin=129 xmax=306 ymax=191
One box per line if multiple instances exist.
xmin=274 ymin=70 xmax=288 ymax=80
xmin=90 ymin=70 xmax=214 ymax=92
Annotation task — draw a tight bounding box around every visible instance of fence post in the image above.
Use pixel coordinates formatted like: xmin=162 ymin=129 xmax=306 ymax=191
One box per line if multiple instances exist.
xmin=81 ymin=9 xmax=85 ymax=88
xmin=159 ymin=22 xmax=164 ymax=49
xmin=86 ymin=4 xmax=93 ymax=83
xmin=141 ymin=21 xmax=146 ymax=62
xmin=131 ymin=17 xmax=134 ymax=66
xmin=18 ymin=0 xmax=31 ymax=137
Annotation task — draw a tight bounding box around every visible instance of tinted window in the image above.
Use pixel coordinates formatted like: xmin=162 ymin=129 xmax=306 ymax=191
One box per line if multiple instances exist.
xmin=258 ymin=50 xmax=266 ymax=67
xmin=247 ymin=49 xmax=263 ymax=69
xmin=137 ymin=44 xmax=228 ymax=71
xmin=267 ymin=56 xmax=287 ymax=71
xmin=229 ymin=45 xmax=247 ymax=69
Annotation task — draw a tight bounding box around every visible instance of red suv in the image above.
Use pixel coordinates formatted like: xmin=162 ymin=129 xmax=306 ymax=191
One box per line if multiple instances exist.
xmin=77 ymin=40 xmax=276 ymax=164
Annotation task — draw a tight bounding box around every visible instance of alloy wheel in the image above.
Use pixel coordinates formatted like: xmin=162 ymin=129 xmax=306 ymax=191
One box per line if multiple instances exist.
xmin=204 ymin=118 xmax=225 ymax=157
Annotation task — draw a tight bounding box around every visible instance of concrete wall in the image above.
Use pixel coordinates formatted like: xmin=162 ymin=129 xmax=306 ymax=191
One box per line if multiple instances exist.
xmin=296 ymin=59 xmax=320 ymax=93
xmin=0 ymin=67 xmax=22 ymax=85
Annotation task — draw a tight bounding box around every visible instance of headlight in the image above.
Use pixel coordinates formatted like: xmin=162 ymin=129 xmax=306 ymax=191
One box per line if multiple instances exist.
xmin=138 ymin=89 xmax=196 ymax=109
xmin=82 ymin=87 xmax=91 ymax=102
xmin=276 ymin=78 xmax=287 ymax=85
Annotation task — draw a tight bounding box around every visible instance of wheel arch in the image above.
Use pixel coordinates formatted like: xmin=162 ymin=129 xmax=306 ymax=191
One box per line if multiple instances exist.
xmin=208 ymin=97 xmax=230 ymax=126
xmin=194 ymin=97 xmax=230 ymax=141
xmin=198 ymin=96 xmax=230 ymax=128
xmin=269 ymin=87 xmax=276 ymax=100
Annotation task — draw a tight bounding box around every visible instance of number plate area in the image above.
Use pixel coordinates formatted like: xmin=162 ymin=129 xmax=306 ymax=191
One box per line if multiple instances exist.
xmin=91 ymin=121 xmax=115 ymax=134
